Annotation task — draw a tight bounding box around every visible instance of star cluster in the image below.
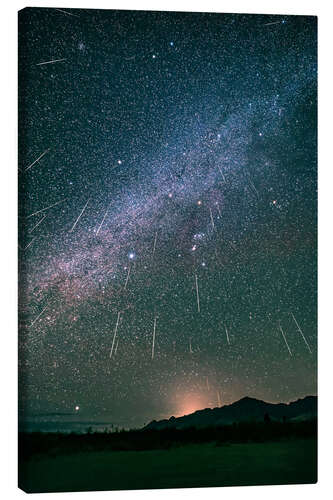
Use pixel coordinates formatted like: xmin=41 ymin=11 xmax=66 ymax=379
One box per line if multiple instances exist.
xmin=18 ymin=8 xmax=317 ymax=428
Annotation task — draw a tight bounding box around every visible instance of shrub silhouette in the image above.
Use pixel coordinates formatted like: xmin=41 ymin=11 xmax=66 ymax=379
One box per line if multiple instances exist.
xmin=18 ymin=418 xmax=317 ymax=461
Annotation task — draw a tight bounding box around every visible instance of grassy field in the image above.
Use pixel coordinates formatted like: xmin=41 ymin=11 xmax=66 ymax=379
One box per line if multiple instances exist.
xmin=19 ymin=438 xmax=317 ymax=493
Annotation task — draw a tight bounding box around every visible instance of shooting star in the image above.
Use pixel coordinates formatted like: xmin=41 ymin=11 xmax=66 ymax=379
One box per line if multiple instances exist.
xmin=19 ymin=236 xmax=37 ymax=251
xmin=189 ymin=338 xmax=193 ymax=354
xmin=225 ymin=324 xmax=230 ymax=345
xmin=262 ymin=20 xmax=282 ymax=26
xmin=114 ymin=338 xmax=119 ymax=356
xmin=278 ymin=322 xmax=292 ymax=356
xmin=217 ymin=164 xmax=226 ymax=182
xmin=96 ymin=208 xmax=109 ymax=235
xmin=25 ymin=148 xmax=50 ymax=172
xmin=209 ymin=207 xmax=215 ymax=231
xmin=249 ymin=178 xmax=259 ymax=197
xmin=206 ymin=376 xmax=210 ymax=391
xmin=152 ymin=230 xmax=158 ymax=257
xmin=110 ymin=312 xmax=121 ymax=359
xmin=217 ymin=390 xmax=221 ymax=407
xmin=28 ymin=214 xmax=46 ymax=234
xmin=124 ymin=265 xmax=131 ymax=290
xmin=55 ymin=8 xmax=80 ymax=17
xmin=290 ymin=312 xmax=312 ymax=353
xmin=195 ymin=274 xmax=200 ymax=313
xmin=152 ymin=317 xmax=157 ymax=359
xmin=36 ymin=58 xmax=67 ymax=66
xmin=30 ymin=305 xmax=48 ymax=328
xmin=26 ymin=198 xmax=67 ymax=218
xmin=69 ymin=199 xmax=90 ymax=233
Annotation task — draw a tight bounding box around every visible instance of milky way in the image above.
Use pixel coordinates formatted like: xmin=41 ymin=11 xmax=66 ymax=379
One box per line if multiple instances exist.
xmin=18 ymin=8 xmax=317 ymax=428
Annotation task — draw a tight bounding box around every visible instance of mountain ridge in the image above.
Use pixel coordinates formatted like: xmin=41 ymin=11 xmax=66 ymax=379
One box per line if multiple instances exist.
xmin=144 ymin=395 xmax=317 ymax=431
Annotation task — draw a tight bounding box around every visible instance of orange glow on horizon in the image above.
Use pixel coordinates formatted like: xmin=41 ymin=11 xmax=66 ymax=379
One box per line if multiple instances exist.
xmin=173 ymin=392 xmax=213 ymax=418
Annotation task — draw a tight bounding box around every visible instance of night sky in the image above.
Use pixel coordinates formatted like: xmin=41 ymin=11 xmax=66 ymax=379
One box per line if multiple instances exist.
xmin=18 ymin=8 xmax=317 ymax=428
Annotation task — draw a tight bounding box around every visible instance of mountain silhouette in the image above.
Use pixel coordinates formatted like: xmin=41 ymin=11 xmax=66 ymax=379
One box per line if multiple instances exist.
xmin=144 ymin=396 xmax=317 ymax=430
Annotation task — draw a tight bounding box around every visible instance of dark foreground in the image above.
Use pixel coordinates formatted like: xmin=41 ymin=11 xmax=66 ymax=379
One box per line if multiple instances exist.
xmin=19 ymin=437 xmax=317 ymax=492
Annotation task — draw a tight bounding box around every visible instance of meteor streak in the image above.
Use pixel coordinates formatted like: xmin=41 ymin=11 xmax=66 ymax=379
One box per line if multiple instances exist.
xmin=36 ymin=58 xmax=67 ymax=66
xmin=152 ymin=231 xmax=158 ymax=256
xmin=124 ymin=265 xmax=131 ymax=289
xmin=278 ymin=322 xmax=292 ymax=356
xmin=114 ymin=338 xmax=119 ymax=356
xmin=215 ymin=202 xmax=222 ymax=217
xmin=30 ymin=305 xmax=48 ymax=328
xmin=69 ymin=199 xmax=90 ymax=233
xmin=290 ymin=312 xmax=312 ymax=353
xmin=152 ymin=317 xmax=157 ymax=359
xmin=25 ymin=148 xmax=50 ymax=171
xmin=195 ymin=274 xmax=200 ymax=313
xmin=26 ymin=198 xmax=67 ymax=218
xmin=29 ymin=214 xmax=46 ymax=234
xmin=55 ymin=8 xmax=80 ymax=17
xmin=217 ymin=164 xmax=226 ymax=182
xmin=110 ymin=312 xmax=121 ymax=359
xmin=249 ymin=179 xmax=259 ymax=197
xmin=262 ymin=20 xmax=282 ymax=26
xmin=20 ymin=237 xmax=37 ymax=251
xmin=96 ymin=208 xmax=109 ymax=235
xmin=225 ymin=324 xmax=230 ymax=344
xmin=209 ymin=207 xmax=215 ymax=231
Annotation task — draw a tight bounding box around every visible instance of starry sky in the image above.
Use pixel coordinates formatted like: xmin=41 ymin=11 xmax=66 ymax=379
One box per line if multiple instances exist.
xmin=18 ymin=8 xmax=317 ymax=428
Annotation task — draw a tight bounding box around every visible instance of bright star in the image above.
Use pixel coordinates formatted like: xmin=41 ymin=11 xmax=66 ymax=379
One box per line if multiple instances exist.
xmin=193 ymin=232 xmax=205 ymax=240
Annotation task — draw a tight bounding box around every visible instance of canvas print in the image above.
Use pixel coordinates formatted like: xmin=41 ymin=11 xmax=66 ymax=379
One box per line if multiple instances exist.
xmin=18 ymin=7 xmax=317 ymax=493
